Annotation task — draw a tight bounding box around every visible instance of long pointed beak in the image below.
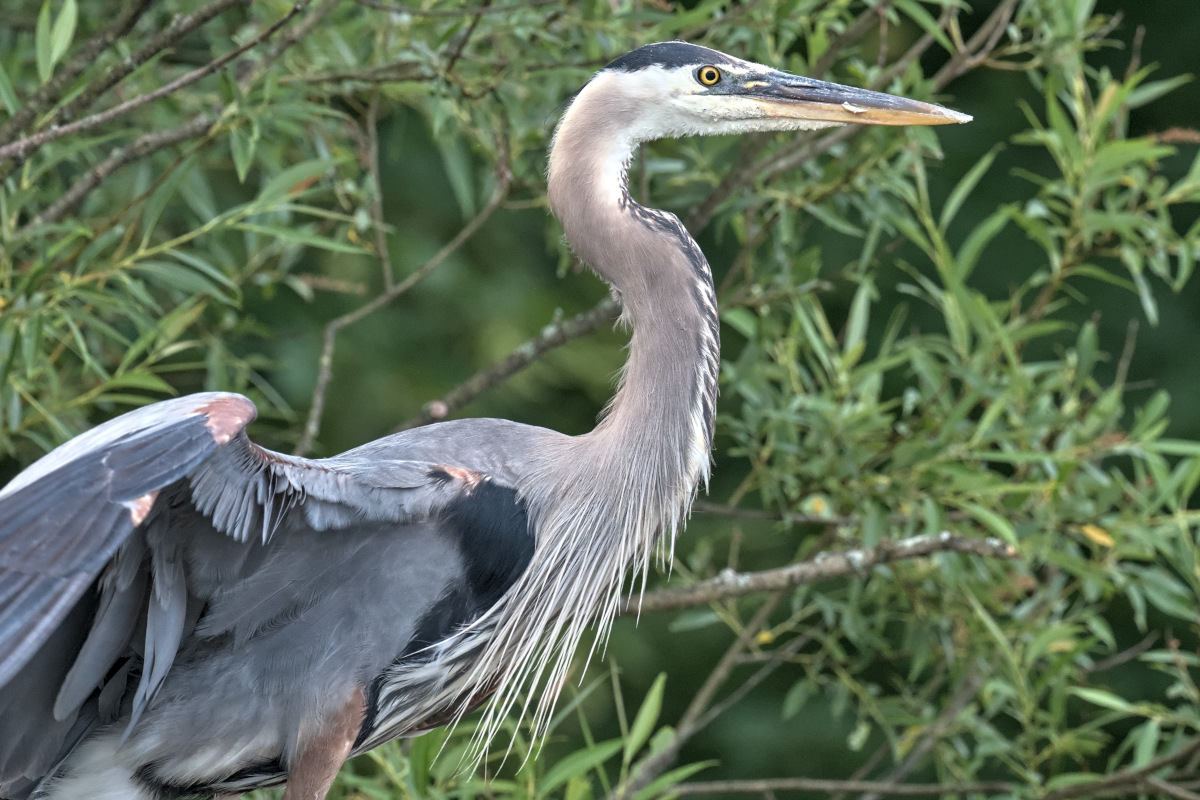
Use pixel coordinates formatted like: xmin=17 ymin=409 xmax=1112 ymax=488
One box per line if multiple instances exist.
xmin=744 ymin=72 xmax=971 ymax=126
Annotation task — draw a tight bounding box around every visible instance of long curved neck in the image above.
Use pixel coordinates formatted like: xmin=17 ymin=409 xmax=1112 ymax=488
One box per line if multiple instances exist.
xmin=459 ymin=81 xmax=723 ymax=750
xmin=547 ymin=86 xmax=719 ymax=497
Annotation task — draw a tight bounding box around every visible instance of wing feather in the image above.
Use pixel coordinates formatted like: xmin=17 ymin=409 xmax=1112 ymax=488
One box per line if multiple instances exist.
xmin=0 ymin=393 xmax=532 ymax=793
xmin=0 ymin=394 xmax=253 ymax=686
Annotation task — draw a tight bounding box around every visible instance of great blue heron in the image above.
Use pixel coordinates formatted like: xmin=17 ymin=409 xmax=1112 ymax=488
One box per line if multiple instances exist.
xmin=0 ymin=42 xmax=968 ymax=800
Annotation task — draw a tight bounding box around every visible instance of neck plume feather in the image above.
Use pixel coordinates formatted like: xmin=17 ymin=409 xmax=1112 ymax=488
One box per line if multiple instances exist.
xmin=390 ymin=76 xmax=722 ymax=756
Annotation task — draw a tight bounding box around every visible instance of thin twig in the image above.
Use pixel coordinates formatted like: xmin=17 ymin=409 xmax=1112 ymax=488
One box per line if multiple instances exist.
xmin=683 ymin=1 xmax=889 ymax=234
xmin=626 ymin=533 xmax=1017 ymax=615
xmin=933 ymin=0 xmax=1019 ymax=86
xmin=238 ymin=0 xmax=341 ymax=89
xmin=673 ymin=778 xmax=1016 ymax=796
xmin=15 ymin=114 xmax=216 ymax=234
xmin=859 ymin=669 xmax=983 ymax=800
xmin=0 ymin=4 xmax=304 ymax=163
xmin=279 ymin=61 xmax=431 ymax=85
xmin=1085 ymin=631 xmax=1157 ymax=674
xmin=1115 ymin=318 xmax=1139 ymax=388
xmin=397 ymin=297 xmax=621 ymax=431
xmin=1147 ymin=777 xmax=1200 ymax=800
xmin=362 ymin=90 xmax=395 ymax=291
xmin=443 ymin=0 xmax=489 ymax=79
xmin=295 ymin=174 xmax=512 ymax=456
xmin=1043 ymin=739 xmax=1200 ymax=800
xmin=350 ymin=0 xmax=558 ymax=16
xmin=693 ymin=499 xmax=972 ymax=528
xmin=0 ymin=0 xmax=154 ymax=145
xmin=692 ymin=632 xmax=814 ymax=732
xmin=54 ymin=0 xmax=249 ymax=128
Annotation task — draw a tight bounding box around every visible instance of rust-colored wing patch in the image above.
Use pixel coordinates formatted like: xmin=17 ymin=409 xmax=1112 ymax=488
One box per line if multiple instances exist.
xmin=125 ymin=490 xmax=160 ymax=526
xmin=427 ymin=465 xmax=485 ymax=490
xmin=195 ymin=395 xmax=257 ymax=445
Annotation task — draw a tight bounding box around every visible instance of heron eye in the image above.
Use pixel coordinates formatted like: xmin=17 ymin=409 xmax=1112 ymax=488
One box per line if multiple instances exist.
xmin=696 ymin=66 xmax=721 ymax=86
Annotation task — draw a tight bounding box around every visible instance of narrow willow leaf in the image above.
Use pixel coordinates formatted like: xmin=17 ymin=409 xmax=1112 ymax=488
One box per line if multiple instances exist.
xmin=623 ymin=673 xmax=666 ymax=766
xmin=631 ymin=761 xmax=717 ymax=800
xmin=957 ymin=500 xmax=1018 ymax=545
xmin=0 ymin=63 xmax=18 ymax=115
xmin=1069 ymin=687 xmax=1137 ymax=715
xmin=940 ymin=144 xmax=1002 ymax=230
xmin=538 ymin=740 xmax=622 ymax=795
xmin=35 ymin=0 xmax=53 ymax=83
xmin=257 ymin=158 xmax=339 ymax=203
xmin=49 ymin=0 xmax=77 ymax=67
xmin=234 ymin=223 xmax=366 ymax=254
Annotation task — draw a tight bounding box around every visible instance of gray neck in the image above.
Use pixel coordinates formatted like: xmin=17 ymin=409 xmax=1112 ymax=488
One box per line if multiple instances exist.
xmin=547 ymin=97 xmax=719 ymax=487
xmin=450 ymin=83 xmax=724 ymax=753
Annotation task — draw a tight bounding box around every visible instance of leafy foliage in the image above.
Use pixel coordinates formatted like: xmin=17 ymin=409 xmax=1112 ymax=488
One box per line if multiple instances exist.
xmin=1 ymin=0 xmax=1199 ymax=798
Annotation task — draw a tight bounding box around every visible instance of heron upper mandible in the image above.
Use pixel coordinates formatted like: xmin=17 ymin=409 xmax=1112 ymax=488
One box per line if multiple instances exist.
xmin=0 ymin=42 xmax=968 ymax=800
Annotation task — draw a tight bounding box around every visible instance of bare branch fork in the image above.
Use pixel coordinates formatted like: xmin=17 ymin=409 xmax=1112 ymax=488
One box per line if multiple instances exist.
xmin=295 ymin=175 xmax=513 ymax=456
xmin=397 ymin=297 xmax=621 ymax=431
xmin=626 ymin=532 xmax=1017 ymax=615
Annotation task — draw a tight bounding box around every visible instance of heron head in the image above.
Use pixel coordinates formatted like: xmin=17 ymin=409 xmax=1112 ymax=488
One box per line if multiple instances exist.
xmin=590 ymin=41 xmax=970 ymax=143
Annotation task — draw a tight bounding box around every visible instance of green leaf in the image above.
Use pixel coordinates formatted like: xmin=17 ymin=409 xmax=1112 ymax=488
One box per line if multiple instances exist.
xmin=257 ymin=158 xmax=338 ymax=203
xmin=539 ymin=740 xmax=622 ymax=795
xmin=0 ymin=62 xmax=19 ymax=115
xmin=49 ymin=0 xmax=77 ymax=68
xmin=893 ymin=0 xmax=955 ymax=54
xmin=230 ymin=127 xmax=256 ymax=183
xmin=623 ymin=673 xmax=666 ymax=766
xmin=97 ymin=371 xmax=176 ymax=396
xmin=940 ymin=144 xmax=1002 ymax=230
xmin=631 ymin=761 xmax=717 ymax=800
xmin=35 ymin=0 xmax=53 ymax=83
xmin=956 ymin=501 xmax=1018 ymax=545
xmin=233 ymin=223 xmax=367 ymax=254
xmin=721 ymin=308 xmax=757 ymax=339
xmin=1069 ymin=687 xmax=1137 ymax=715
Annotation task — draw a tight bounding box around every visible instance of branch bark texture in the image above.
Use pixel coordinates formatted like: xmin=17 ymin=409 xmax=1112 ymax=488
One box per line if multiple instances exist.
xmin=626 ymin=532 xmax=1017 ymax=615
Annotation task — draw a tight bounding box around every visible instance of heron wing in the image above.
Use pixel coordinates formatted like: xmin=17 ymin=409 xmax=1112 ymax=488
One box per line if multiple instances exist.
xmin=0 ymin=393 xmax=259 ymax=688
xmin=0 ymin=392 xmax=478 ymax=690
xmin=0 ymin=393 xmax=530 ymax=791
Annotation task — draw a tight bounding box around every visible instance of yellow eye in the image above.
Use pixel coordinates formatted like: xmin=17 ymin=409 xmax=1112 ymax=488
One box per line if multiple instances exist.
xmin=696 ymin=66 xmax=721 ymax=86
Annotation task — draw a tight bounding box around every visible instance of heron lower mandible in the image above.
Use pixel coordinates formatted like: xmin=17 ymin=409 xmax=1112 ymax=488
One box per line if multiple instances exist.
xmin=0 ymin=42 xmax=968 ymax=800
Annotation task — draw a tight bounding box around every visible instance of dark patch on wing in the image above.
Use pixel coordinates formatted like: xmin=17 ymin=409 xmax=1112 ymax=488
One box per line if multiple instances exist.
xmin=604 ymin=41 xmax=740 ymax=73
xmin=441 ymin=480 xmax=534 ymax=611
xmin=399 ymin=479 xmax=532 ymax=654
xmin=360 ymin=479 xmax=533 ymax=747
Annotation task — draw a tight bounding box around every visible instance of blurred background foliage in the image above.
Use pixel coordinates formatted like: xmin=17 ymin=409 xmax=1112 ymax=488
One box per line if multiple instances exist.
xmin=1 ymin=0 xmax=1199 ymax=798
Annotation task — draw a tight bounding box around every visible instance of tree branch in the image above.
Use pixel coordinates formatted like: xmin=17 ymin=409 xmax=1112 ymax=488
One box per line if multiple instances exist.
xmin=672 ymin=778 xmax=1016 ymax=796
xmin=52 ymin=0 xmax=249 ymax=128
xmin=0 ymin=4 xmax=303 ymax=163
xmin=613 ymin=597 xmax=784 ymax=800
xmin=15 ymin=113 xmax=216 ymax=235
xmin=1041 ymin=739 xmax=1200 ymax=800
xmin=295 ymin=173 xmax=512 ymax=456
xmin=396 ymin=297 xmax=620 ymax=431
xmin=859 ymin=668 xmax=984 ymax=800
xmin=0 ymin=0 xmax=154 ymax=146
xmin=625 ymin=533 xmax=1017 ymax=615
